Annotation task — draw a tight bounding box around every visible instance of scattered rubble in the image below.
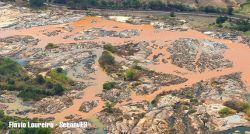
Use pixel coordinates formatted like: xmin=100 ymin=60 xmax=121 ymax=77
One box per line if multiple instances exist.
xmin=100 ymin=82 xmax=131 ymax=103
xmin=74 ymin=28 xmax=140 ymax=40
xmin=151 ymin=18 xmax=189 ymax=31
xmin=26 ymin=42 xmax=99 ymax=76
xmin=79 ymin=100 xmax=99 ymax=112
xmin=168 ymin=38 xmax=233 ymax=72
xmin=43 ymin=30 xmax=62 ymax=37
xmin=133 ymin=69 xmax=188 ymax=95
xmin=0 ymin=35 xmax=38 ymax=57
xmin=0 ymin=94 xmax=16 ymax=103
xmin=97 ymin=73 xmax=249 ymax=133
xmin=204 ymin=31 xmax=239 ymax=40
xmin=115 ymin=41 xmax=151 ymax=62
xmin=0 ymin=103 xmax=8 ymax=110
xmin=34 ymin=96 xmax=73 ymax=114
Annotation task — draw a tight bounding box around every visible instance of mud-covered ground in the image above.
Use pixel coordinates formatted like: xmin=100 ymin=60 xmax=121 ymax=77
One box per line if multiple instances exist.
xmin=0 ymin=2 xmax=250 ymax=134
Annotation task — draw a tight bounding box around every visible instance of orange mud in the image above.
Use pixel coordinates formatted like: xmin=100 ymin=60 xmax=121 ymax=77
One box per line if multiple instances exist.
xmin=1 ymin=16 xmax=250 ymax=121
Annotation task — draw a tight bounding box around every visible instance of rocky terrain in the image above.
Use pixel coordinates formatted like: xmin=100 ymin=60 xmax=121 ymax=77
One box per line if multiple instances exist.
xmin=0 ymin=1 xmax=250 ymax=134
xmin=97 ymin=73 xmax=249 ymax=133
xmin=168 ymin=38 xmax=233 ymax=72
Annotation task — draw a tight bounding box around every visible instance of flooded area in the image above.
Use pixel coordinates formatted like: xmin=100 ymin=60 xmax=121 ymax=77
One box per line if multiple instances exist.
xmin=1 ymin=15 xmax=250 ymax=119
xmin=1 ymin=4 xmax=250 ymax=133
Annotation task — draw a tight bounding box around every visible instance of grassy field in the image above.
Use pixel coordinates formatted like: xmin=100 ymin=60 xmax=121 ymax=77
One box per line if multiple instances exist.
xmin=236 ymin=0 xmax=250 ymax=17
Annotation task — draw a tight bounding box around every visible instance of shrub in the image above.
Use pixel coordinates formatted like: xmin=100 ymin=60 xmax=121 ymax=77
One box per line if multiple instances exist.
xmin=227 ymin=7 xmax=233 ymax=15
xmin=148 ymin=1 xmax=165 ymax=10
xmin=17 ymin=87 xmax=46 ymax=101
xmin=49 ymin=68 xmax=69 ymax=84
xmin=7 ymin=79 xmax=15 ymax=85
xmin=56 ymin=68 xmax=63 ymax=73
xmin=170 ymin=12 xmax=176 ymax=17
xmin=246 ymin=109 xmax=250 ymax=117
xmin=46 ymin=43 xmax=57 ymax=49
xmin=103 ymin=44 xmax=117 ymax=53
xmin=103 ymin=81 xmax=116 ymax=91
xmin=35 ymin=75 xmax=45 ymax=84
xmin=124 ymin=68 xmax=139 ymax=81
xmin=190 ymin=98 xmax=199 ymax=104
xmin=46 ymin=81 xmax=54 ymax=89
xmin=216 ymin=16 xmax=228 ymax=24
xmin=232 ymin=20 xmax=250 ymax=32
xmin=53 ymin=84 xmax=64 ymax=95
xmin=224 ymin=101 xmax=242 ymax=111
xmin=98 ymin=51 xmax=115 ymax=70
xmin=0 ymin=110 xmax=4 ymax=118
xmin=224 ymin=100 xmax=250 ymax=112
xmin=219 ymin=107 xmax=236 ymax=117
xmin=0 ymin=57 xmax=21 ymax=76
xmin=29 ymin=0 xmax=44 ymax=7
xmin=104 ymin=101 xmax=115 ymax=113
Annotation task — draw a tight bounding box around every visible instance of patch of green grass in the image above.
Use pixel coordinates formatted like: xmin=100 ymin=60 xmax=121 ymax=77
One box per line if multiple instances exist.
xmin=219 ymin=107 xmax=236 ymax=117
xmin=0 ymin=57 xmax=23 ymax=76
xmin=224 ymin=100 xmax=250 ymax=112
xmin=243 ymin=31 xmax=250 ymax=36
xmin=236 ymin=2 xmax=250 ymax=16
xmin=48 ymin=68 xmax=70 ymax=84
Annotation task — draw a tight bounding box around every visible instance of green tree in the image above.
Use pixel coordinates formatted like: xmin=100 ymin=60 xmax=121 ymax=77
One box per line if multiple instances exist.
xmin=148 ymin=1 xmax=165 ymax=10
xmin=103 ymin=44 xmax=117 ymax=53
xmin=170 ymin=12 xmax=176 ymax=17
xmin=227 ymin=7 xmax=233 ymax=15
xmin=46 ymin=81 xmax=53 ymax=89
xmin=56 ymin=68 xmax=63 ymax=73
xmin=98 ymin=51 xmax=115 ymax=67
xmin=36 ymin=75 xmax=45 ymax=84
xmin=0 ymin=110 xmax=4 ymax=118
xmin=29 ymin=0 xmax=44 ymax=7
xmin=53 ymin=84 xmax=64 ymax=95
xmin=103 ymin=81 xmax=116 ymax=91
xmin=216 ymin=16 xmax=228 ymax=24
xmin=7 ymin=79 xmax=15 ymax=85
xmin=46 ymin=43 xmax=57 ymax=49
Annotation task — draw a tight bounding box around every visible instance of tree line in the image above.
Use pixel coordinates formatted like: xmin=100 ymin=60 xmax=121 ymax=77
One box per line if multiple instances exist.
xmin=26 ymin=0 xmax=234 ymax=15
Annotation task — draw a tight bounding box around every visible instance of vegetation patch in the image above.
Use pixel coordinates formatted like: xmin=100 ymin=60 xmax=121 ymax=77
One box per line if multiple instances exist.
xmin=0 ymin=110 xmax=51 ymax=134
xmin=219 ymin=107 xmax=236 ymax=117
xmin=223 ymin=100 xmax=250 ymax=117
xmin=45 ymin=43 xmax=58 ymax=50
xmin=29 ymin=0 xmax=44 ymax=8
xmin=103 ymin=44 xmax=117 ymax=53
xmin=98 ymin=51 xmax=117 ymax=73
xmin=0 ymin=57 xmax=67 ymax=101
xmin=123 ymin=68 xmax=140 ymax=81
xmin=216 ymin=16 xmax=228 ymax=24
xmin=48 ymin=68 xmax=71 ymax=84
xmin=103 ymin=81 xmax=116 ymax=92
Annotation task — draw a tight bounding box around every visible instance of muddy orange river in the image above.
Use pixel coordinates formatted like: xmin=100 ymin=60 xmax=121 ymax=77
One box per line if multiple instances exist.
xmin=1 ymin=16 xmax=250 ymax=121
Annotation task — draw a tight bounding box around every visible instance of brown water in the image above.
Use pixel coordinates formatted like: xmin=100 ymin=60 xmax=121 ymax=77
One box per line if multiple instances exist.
xmin=1 ymin=16 xmax=250 ymax=121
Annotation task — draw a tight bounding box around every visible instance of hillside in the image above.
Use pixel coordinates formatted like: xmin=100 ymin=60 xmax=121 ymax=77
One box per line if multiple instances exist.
xmin=160 ymin=0 xmax=245 ymax=7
